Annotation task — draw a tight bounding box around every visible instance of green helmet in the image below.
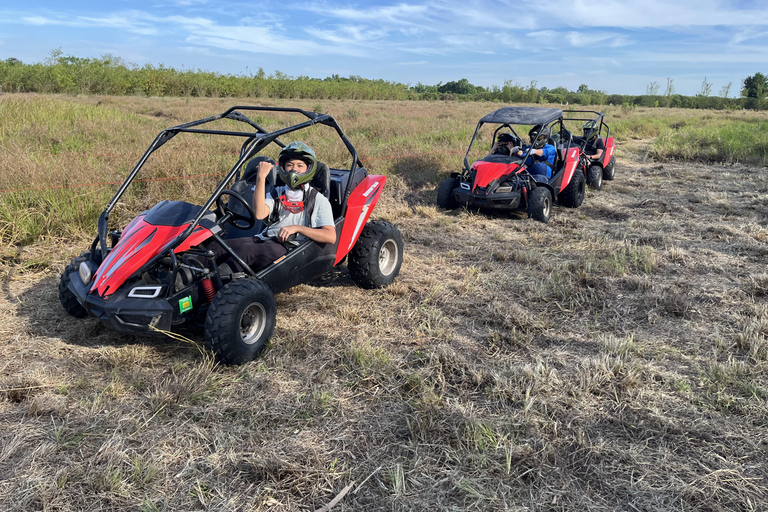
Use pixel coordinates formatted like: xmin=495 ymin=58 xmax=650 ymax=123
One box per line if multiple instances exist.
xmin=278 ymin=141 xmax=317 ymax=189
xmin=582 ymin=120 xmax=599 ymax=141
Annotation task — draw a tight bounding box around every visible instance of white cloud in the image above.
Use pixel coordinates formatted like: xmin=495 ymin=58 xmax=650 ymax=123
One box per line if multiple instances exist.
xmin=170 ymin=0 xmax=208 ymax=6
xmin=304 ymin=26 xmax=389 ymax=46
xmin=19 ymin=11 xmax=159 ymax=35
xmin=186 ymin=25 xmax=370 ymax=58
xmin=540 ymin=0 xmax=768 ymax=28
xmin=21 ymin=16 xmax=48 ymax=26
xmin=565 ymin=31 xmax=631 ymax=48
xmin=302 ymin=3 xmax=428 ymax=24
xmin=729 ymin=27 xmax=768 ymax=44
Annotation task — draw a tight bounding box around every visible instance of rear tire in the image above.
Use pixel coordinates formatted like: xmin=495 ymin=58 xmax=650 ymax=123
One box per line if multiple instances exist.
xmin=587 ymin=165 xmax=603 ymax=190
xmin=559 ymin=170 xmax=586 ymax=208
xmin=603 ymin=157 xmax=615 ymax=181
xmin=59 ymin=252 xmax=91 ymax=318
xmin=204 ymin=278 xmax=276 ymax=365
xmin=348 ymin=220 xmax=404 ymax=289
xmin=527 ymin=187 xmax=551 ymax=224
xmin=437 ymin=177 xmax=459 ymax=210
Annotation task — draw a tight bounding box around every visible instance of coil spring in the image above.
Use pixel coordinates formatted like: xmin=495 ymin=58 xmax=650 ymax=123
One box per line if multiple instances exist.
xmin=201 ymin=278 xmax=216 ymax=303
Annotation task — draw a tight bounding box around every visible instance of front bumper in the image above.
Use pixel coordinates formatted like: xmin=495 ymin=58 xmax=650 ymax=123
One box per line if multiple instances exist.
xmin=453 ymin=187 xmax=522 ymax=210
xmin=67 ymin=270 xmax=178 ymax=334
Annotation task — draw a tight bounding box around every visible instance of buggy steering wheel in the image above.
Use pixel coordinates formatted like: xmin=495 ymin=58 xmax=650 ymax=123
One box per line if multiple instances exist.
xmin=215 ymin=190 xmax=256 ymax=230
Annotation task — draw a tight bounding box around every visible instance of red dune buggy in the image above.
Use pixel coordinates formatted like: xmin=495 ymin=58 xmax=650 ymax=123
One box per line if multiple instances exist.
xmin=59 ymin=106 xmax=404 ymax=365
xmin=437 ymin=107 xmax=585 ymax=224
xmin=560 ymin=110 xmax=616 ymax=191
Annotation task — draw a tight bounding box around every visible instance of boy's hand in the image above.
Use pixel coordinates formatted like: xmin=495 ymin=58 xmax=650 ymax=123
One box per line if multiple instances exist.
xmin=257 ymin=161 xmax=274 ymax=181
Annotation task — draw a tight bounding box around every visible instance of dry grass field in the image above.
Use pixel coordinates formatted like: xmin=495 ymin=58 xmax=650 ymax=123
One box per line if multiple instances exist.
xmin=0 ymin=94 xmax=767 ymax=511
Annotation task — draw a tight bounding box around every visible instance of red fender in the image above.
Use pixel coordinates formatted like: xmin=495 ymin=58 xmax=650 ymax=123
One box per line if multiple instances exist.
xmin=600 ymin=137 xmax=615 ymax=166
xmin=175 ymin=225 xmax=214 ymax=253
xmin=559 ymin=147 xmax=581 ymax=193
xmin=335 ymin=175 xmax=386 ymax=264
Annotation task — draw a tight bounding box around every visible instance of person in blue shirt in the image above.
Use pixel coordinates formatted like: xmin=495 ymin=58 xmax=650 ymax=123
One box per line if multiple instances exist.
xmin=511 ymin=125 xmax=556 ymax=180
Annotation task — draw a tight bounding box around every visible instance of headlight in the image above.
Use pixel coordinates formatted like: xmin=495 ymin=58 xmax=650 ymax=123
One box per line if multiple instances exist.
xmin=495 ymin=186 xmax=513 ymax=193
xmin=79 ymin=261 xmax=96 ymax=284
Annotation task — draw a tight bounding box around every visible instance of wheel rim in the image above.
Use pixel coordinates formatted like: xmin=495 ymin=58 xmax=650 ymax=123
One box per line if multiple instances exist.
xmin=543 ymin=196 xmax=551 ymax=218
xmin=240 ymin=302 xmax=267 ymax=345
xmin=379 ymin=239 xmax=399 ymax=276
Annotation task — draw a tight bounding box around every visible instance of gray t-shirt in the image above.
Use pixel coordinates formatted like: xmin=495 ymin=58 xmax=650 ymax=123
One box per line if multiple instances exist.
xmin=259 ymin=184 xmax=334 ymax=242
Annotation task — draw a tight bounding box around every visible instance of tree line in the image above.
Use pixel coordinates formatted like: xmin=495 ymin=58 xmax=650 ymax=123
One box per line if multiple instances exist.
xmin=1 ymin=51 xmax=766 ymax=110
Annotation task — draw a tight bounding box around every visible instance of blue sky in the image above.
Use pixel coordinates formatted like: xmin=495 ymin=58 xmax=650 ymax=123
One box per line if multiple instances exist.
xmin=1 ymin=0 xmax=767 ymax=96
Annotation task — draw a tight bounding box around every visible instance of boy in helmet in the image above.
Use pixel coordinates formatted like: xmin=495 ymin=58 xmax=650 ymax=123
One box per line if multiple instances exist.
xmin=210 ymin=141 xmax=336 ymax=271
xmin=511 ymin=125 xmax=557 ymax=180
xmin=579 ymin=120 xmax=605 ymax=162
xmin=488 ymin=132 xmax=520 ymax=156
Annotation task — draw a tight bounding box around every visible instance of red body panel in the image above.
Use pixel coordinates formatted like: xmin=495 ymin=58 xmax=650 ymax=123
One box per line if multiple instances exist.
xmin=335 ymin=175 xmax=386 ymax=264
xmin=471 ymin=160 xmax=522 ymax=191
xmin=90 ymin=216 xmax=212 ymax=299
xmin=601 ymin=137 xmax=615 ymax=166
xmin=175 ymin=225 xmax=214 ymax=253
xmin=559 ymin=147 xmax=581 ymax=193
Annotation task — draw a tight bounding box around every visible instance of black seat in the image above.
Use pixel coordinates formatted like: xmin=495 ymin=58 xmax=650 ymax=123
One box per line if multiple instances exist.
xmin=221 ymin=156 xmax=275 ymax=239
xmin=241 ymin=155 xmax=277 ymax=184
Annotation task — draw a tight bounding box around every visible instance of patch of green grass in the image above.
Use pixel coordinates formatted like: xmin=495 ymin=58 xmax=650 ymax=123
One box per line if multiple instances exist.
xmin=650 ymin=120 xmax=768 ymax=165
xmin=346 ymin=340 xmax=391 ymax=377
xmin=0 ymin=188 xmax=110 ymax=246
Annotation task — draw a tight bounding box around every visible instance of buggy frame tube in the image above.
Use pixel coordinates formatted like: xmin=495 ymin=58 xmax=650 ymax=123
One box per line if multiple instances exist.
xmin=96 ymin=106 xmax=364 ymax=273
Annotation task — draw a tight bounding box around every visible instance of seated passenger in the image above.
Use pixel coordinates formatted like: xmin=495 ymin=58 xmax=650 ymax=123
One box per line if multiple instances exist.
xmin=511 ymin=125 xmax=557 ymax=180
xmin=581 ymin=120 xmax=605 ymax=163
xmin=208 ymin=142 xmax=336 ymax=271
xmin=488 ymin=132 xmax=519 ymax=157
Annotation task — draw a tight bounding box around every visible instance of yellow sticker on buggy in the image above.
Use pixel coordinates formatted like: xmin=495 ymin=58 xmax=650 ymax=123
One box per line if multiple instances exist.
xmin=179 ymin=296 xmax=193 ymax=313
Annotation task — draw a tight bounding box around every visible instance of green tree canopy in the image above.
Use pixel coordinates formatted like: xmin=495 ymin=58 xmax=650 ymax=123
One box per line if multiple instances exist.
xmin=742 ymin=72 xmax=768 ymax=99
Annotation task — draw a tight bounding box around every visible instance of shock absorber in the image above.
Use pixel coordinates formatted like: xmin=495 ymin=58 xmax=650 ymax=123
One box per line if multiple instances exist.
xmin=201 ymin=277 xmax=216 ymax=303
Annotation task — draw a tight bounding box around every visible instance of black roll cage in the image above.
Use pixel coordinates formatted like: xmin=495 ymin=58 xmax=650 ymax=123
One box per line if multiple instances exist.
xmin=561 ymin=110 xmax=611 ymax=148
xmin=461 ymin=108 xmax=611 ymax=175
xmin=96 ymin=106 xmax=364 ymax=261
xmin=463 ymin=115 xmax=562 ymax=175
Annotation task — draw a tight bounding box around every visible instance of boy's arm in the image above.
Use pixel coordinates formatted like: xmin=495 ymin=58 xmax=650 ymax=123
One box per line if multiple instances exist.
xmin=254 ymin=161 xmax=274 ymax=220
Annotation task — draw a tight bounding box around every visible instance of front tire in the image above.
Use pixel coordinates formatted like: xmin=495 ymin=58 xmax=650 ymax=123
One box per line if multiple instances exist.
xmin=603 ymin=157 xmax=615 ymax=181
xmin=527 ymin=187 xmax=551 ymax=224
xmin=204 ymin=279 xmax=276 ymax=365
xmin=348 ymin=220 xmax=404 ymax=289
xmin=59 ymin=252 xmax=90 ymax=318
xmin=587 ymin=165 xmax=603 ymax=190
xmin=437 ymin=177 xmax=459 ymax=210
xmin=559 ymin=170 xmax=586 ymax=208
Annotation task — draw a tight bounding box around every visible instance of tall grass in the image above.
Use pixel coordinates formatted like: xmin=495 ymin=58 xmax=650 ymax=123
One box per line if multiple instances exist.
xmin=1 ymin=95 xmax=767 ymax=247
xmin=650 ymin=119 xmax=768 ymax=165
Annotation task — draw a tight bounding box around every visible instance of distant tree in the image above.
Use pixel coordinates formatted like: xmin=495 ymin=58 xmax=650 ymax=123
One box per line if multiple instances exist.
xmin=5 ymin=57 xmax=22 ymax=66
xmin=577 ymin=83 xmax=589 ymax=94
xmin=438 ymin=78 xmax=477 ymax=95
xmin=720 ymin=82 xmax=732 ymax=98
xmin=742 ymin=72 xmax=768 ymax=99
xmin=646 ymin=81 xmax=660 ymax=95
xmin=699 ymin=77 xmax=712 ymax=97
xmin=526 ymin=80 xmax=538 ymax=102
xmin=664 ymin=78 xmax=674 ymax=97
